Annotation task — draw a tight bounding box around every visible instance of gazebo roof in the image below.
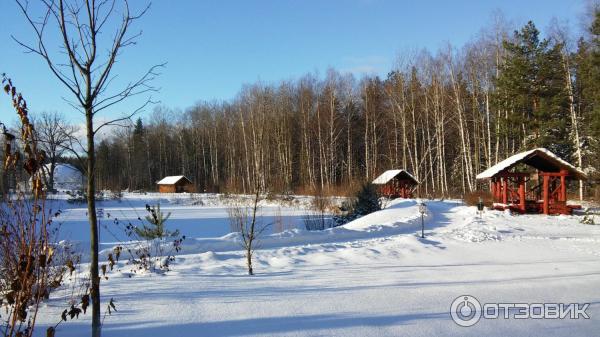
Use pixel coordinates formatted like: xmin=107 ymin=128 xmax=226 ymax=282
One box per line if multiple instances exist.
xmin=372 ymin=169 xmax=419 ymax=185
xmin=476 ymin=148 xmax=587 ymax=180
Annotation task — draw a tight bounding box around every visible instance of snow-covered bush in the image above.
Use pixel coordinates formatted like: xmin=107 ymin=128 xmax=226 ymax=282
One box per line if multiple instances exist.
xmin=109 ymin=189 xmax=123 ymax=201
xmin=66 ymin=190 xmax=86 ymax=204
xmin=580 ymin=209 xmax=596 ymax=225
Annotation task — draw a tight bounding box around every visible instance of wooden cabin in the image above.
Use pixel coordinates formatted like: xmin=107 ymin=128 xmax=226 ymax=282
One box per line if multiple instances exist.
xmin=156 ymin=175 xmax=196 ymax=193
xmin=372 ymin=169 xmax=419 ymax=199
xmin=476 ymin=148 xmax=587 ymax=215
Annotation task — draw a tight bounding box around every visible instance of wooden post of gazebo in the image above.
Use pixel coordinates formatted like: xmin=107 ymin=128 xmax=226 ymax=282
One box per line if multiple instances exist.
xmin=542 ymin=175 xmax=549 ymax=215
xmin=497 ymin=179 xmax=502 ymax=202
xmin=518 ymin=177 xmax=526 ymax=213
xmin=502 ymin=178 xmax=508 ymax=205
xmin=560 ymin=169 xmax=567 ymax=202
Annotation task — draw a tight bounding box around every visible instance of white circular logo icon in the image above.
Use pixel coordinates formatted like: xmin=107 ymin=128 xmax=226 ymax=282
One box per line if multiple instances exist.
xmin=450 ymin=295 xmax=482 ymax=327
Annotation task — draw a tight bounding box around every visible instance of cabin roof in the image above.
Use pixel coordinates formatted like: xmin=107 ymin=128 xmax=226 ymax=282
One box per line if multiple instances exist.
xmin=372 ymin=169 xmax=419 ymax=185
xmin=156 ymin=175 xmax=192 ymax=185
xmin=476 ymin=148 xmax=587 ymax=180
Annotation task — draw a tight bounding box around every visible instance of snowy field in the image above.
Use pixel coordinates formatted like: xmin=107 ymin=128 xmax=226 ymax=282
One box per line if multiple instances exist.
xmin=33 ymin=195 xmax=600 ymax=336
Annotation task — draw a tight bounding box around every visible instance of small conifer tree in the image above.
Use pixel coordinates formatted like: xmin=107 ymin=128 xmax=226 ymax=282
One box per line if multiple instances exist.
xmin=352 ymin=183 xmax=382 ymax=217
xmin=135 ymin=204 xmax=179 ymax=239
xmin=333 ymin=183 xmax=382 ymax=226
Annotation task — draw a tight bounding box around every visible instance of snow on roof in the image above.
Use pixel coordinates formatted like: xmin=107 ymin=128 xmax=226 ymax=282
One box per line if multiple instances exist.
xmin=156 ymin=175 xmax=190 ymax=185
xmin=476 ymin=148 xmax=587 ymax=180
xmin=372 ymin=170 xmax=419 ymax=185
xmin=44 ymin=163 xmax=82 ymax=182
xmin=28 ymin=163 xmax=84 ymax=191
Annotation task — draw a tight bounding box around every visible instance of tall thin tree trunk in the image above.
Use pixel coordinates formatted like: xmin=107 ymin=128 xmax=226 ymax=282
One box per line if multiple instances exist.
xmin=316 ymin=101 xmax=325 ymax=190
xmin=561 ymin=52 xmax=583 ymax=200
xmin=346 ymin=102 xmax=353 ymax=183
xmin=85 ymin=107 xmax=101 ymax=337
xmin=364 ymin=85 xmax=370 ymax=179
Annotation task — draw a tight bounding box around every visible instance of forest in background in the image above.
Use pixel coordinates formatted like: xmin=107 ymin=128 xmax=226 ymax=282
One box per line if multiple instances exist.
xmin=2 ymin=11 xmax=600 ymax=198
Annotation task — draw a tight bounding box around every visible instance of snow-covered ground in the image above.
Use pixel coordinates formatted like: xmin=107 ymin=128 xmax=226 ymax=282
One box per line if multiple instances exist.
xmin=34 ymin=196 xmax=600 ymax=336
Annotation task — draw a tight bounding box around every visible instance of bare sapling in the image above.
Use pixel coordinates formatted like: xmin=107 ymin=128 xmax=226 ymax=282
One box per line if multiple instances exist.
xmin=304 ymin=188 xmax=332 ymax=231
xmin=228 ymin=189 xmax=269 ymax=275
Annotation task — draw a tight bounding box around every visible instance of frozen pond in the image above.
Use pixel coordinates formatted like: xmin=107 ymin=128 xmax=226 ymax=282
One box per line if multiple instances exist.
xmin=42 ymin=194 xmax=317 ymax=250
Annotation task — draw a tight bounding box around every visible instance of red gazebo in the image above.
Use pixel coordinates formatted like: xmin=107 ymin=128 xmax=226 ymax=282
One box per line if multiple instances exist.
xmin=372 ymin=169 xmax=419 ymax=199
xmin=476 ymin=148 xmax=586 ymax=215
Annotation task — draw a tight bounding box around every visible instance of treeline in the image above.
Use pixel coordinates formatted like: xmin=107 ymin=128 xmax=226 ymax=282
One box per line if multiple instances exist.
xmin=3 ymin=12 xmax=599 ymax=198
xmin=93 ymin=14 xmax=600 ymax=197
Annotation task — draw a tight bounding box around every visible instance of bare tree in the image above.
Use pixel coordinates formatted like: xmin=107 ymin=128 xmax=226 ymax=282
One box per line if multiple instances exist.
xmin=13 ymin=1 xmax=162 ymax=335
xmin=34 ymin=111 xmax=77 ymax=191
xmin=227 ymin=187 xmax=267 ymax=275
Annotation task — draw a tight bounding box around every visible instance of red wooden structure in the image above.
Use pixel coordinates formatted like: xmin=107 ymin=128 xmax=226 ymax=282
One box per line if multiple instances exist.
xmin=476 ymin=148 xmax=586 ymax=215
xmin=372 ymin=170 xmax=419 ymax=199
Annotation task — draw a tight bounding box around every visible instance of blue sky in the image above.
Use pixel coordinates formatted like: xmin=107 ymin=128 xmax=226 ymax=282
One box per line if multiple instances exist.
xmin=0 ymin=0 xmax=587 ymax=123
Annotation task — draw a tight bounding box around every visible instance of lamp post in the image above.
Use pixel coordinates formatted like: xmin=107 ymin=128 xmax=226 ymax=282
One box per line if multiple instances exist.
xmin=418 ymin=202 xmax=427 ymax=238
xmin=477 ymin=197 xmax=484 ymax=218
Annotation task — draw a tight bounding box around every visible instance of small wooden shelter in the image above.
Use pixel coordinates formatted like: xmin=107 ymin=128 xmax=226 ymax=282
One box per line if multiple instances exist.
xmin=156 ymin=175 xmax=195 ymax=193
xmin=372 ymin=169 xmax=419 ymax=199
xmin=476 ymin=148 xmax=586 ymax=215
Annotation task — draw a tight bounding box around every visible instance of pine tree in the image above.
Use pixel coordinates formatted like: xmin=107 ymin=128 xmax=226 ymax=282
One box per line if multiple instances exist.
xmin=573 ymin=9 xmax=600 ymax=179
xmin=333 ymin=183 xmax=381 ymax=226
xmin=135 ymin=204 xmax=178 ymax=240
xmin=129 ymin=118 xmax=147 ymax=190
xmin=133 ymin=117 xmax=144 ymax=136
xmin=538 ymin=42 xmax=571 ymax=157
xmin=352 ymin=183 xmax=382 ymax=217
xmin=588 ymin=10 xmax=600 ymax=155
xmin=496 ymin=21 xmax=572 ymax=158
